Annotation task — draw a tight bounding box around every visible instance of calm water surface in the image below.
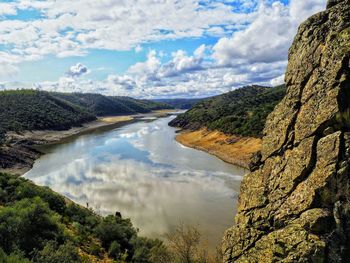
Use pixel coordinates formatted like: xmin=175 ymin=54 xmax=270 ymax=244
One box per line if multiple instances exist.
xmin=25 ymin=115 xmax=246 ymax=249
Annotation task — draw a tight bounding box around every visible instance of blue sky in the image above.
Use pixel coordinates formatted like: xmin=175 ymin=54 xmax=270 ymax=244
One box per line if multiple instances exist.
xmin=0 ymin=0 xmax=326 ymax=98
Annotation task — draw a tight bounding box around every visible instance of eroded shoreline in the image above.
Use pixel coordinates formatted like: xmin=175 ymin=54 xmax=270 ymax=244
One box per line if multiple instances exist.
xmin=175 ymin=129 xmax=262 ymax=169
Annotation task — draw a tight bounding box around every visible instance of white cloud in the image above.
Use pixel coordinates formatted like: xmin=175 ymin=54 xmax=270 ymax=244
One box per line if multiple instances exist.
xmin=135 ymin=45 xmax=143 ymax=53
xmin=0 ymin=0 xmax=328 ymax=98
xmin=0 ymin=52 xmax=21 ymax=78
xmin=194 ymin=44 xmax=206 ymax=58
xmin=0 ymin=3 xmax=17 ymax=16
xmin=270 ymin=74 xmax=285 ymax=86
xmin=213 ymin=0 xmax=326 ymax=66
xmin=66 ymin=63 xmax=90 ymax=78
xmin=0 ymin=0 xmax=255 ymax=62
xmin=289 ymin=0 xmax=326 ymax=22
xmin=128 ymin=50 xmax=160 ymax=76
xmin=158 ymin=48 xmax=204 ymax=78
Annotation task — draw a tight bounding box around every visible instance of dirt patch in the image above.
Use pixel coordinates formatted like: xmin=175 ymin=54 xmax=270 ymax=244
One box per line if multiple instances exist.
xmin=99 ymin=116 xmax=134 ymax=123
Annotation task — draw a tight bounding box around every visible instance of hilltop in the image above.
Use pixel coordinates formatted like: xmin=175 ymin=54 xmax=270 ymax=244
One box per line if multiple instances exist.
xmin=53 ymin=93 xmax=171 ymax=116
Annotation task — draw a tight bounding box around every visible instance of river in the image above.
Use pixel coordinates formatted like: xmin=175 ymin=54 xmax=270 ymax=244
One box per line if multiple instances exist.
xmin=24 ymin=114 xmax=246 ymax=250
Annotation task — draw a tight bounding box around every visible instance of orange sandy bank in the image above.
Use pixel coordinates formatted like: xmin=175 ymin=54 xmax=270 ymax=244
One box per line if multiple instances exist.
xmin=176 ymin=129 xmax=262 ymax=169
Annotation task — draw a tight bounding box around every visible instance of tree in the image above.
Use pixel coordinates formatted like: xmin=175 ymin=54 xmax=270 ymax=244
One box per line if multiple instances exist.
xmin=0 ymin=197 xmax=63 ymax=255
xmin=165 ymin=223 xmax=201 ymax=263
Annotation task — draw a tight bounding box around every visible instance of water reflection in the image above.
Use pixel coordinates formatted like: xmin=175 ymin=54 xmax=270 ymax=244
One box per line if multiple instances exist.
xmin=25 ymin=116 xmax=246 ymax=249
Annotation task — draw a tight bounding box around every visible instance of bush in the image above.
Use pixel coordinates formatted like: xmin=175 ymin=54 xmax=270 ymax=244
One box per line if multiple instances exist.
xmin=108 ymin=241 xmax=121 ymax=259
xmin=15 ymin=184 xmax=66 ymax=214
xmin=65 ymin=203 xmax=99 ymax=227
xmin=32 ymin=241 xmax=81 ymax=263
xmin=94 ymin=215 xmax=136 ymax=259
xmin=0 ymin=197 xmax=64 ymax=255
xmin=0 ymin=173 xmax=66 ymax=215
xmin=131 ymin=238 xmax=170 ymax=263
xmin=149 ymin=241 xmax=172 ymax=263
xmin=0 ymin=249 xmax=30 ymax=263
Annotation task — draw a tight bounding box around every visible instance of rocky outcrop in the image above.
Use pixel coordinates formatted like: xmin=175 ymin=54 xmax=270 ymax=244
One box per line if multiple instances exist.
xmin=222 ymin=1 xmax=350 ymax=262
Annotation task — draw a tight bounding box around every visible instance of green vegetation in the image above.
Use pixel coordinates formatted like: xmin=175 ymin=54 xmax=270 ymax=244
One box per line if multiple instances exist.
xmin=0 ymin=90 xmax=96 ymax=143
xmin=153 ymin=99 xmax=205 ymax=110
xmin=0 ymin=173 xmax=221 ymax=262
xmin=0 ymin=173 xmax=167 ymax=262
xmin=0 ymin=90 xmax=172 ymax=144
xmin=53 ymin=93 xmax=172 ymax=116
xmin=169 ymin=85 xmax=286 ymax=137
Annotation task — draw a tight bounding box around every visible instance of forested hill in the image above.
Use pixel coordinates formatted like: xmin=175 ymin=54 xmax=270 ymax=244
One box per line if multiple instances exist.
xmin=153 ymin=98 xmax=205 ymax=109
xmin=53 ymin=93 xmax=172 ymax=116
xmin=0 ymin=90 xmax=172 ymax=143
xmin=169 ymin=85 xmax=286 ymax=137
xmin=0 ymin=90 xmax=96 ymax=142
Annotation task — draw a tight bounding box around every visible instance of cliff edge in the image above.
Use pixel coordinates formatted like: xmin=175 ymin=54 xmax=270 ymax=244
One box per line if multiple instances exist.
xmin=222 ymin=1 xmax=350 ymax=262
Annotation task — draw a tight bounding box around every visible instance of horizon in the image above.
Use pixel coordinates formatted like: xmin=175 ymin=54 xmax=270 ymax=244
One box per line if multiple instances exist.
xmin=0 ymin=0 xmax=326 ymax=99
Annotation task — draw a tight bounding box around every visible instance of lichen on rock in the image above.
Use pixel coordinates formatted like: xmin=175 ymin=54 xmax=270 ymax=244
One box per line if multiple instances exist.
xmin=222 ymin=1 xmax=350 ymax=262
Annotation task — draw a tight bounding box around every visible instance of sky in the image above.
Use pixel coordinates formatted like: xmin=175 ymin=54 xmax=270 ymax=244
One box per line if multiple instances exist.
xmin=0 ymin=0 xmax=327 ymax=98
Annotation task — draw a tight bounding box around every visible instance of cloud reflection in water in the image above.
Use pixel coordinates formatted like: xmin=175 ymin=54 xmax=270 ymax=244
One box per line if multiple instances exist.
xmin=25 ymin=116 xmax=246 ymax=249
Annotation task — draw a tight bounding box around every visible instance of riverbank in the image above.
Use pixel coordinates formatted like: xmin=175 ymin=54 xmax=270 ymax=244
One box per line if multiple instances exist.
xmin=176 ymin=129 xmax=262 ymax=169
xmin=0 ymin=110 xmax=177 ymax=176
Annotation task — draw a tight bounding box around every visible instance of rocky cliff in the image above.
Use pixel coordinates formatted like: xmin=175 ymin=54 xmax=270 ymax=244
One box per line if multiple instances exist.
xmin=222 ymin=1 xmax=350 ymax=262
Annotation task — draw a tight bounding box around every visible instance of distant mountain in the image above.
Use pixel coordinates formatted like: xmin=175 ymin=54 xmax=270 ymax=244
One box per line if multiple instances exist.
xmin=169 ymin=85 xmax=286 ymax=137
xmin=153 ymin=98 xmax=205 ymax=109
xmin=0 ymin=90 xmax=171 ymax=143
xmin=53 ymin=93 xmax=173 ymax=116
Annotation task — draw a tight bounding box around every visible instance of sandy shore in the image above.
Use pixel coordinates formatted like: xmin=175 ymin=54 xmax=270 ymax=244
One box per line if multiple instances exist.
xmin=0 ymin=110 xmax=177 ymax=176
xmin=176 ymin=129 xmax=262 ymax=169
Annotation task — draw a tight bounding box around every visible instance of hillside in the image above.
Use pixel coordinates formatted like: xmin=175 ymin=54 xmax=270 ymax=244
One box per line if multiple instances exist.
xmin=0 ymin=90 xmax=171 ymax=143
xmin=0 ymin=90 xmax=96 ymax=144
xmin=0 ymin=172 xmax=168 ymax=262
xmin=154 ymin=98 xmax=204 ymax=109
xmin=223 ymin=1 xmax=350 ymax=262
xmin=169 ymin=85 xmax=286 ymax=137
xmin=53 ymin=93 xmax=172 ymax=116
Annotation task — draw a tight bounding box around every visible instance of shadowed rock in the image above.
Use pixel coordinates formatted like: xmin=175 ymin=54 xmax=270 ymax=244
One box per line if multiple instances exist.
xmin=223 ymin=1 xmax=350 ymax=262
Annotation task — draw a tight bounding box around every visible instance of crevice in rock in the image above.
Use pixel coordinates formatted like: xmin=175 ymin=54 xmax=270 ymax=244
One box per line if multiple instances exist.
xmin=223 ymin=3 xmax=350 ymax=262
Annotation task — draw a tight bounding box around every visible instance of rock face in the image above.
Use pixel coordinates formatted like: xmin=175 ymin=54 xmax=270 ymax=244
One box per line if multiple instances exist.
xmin=222 ymin=1 xmax=350 ymax=262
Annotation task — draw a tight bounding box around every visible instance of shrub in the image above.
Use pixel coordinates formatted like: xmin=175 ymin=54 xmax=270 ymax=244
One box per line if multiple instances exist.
xmin=0 ymin=197 xmax=64 ymax=255
xmin=94 ymin=215 xmax=136 ymax=259
xmin=0 ymin=249 xmax=30 ymax=263
xmin=32 ymin=241 xmax=81 ymax=263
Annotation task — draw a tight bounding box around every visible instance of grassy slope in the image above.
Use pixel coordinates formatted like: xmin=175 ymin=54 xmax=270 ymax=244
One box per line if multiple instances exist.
xmin=169 ymin=85 xmax=286 ymax=137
